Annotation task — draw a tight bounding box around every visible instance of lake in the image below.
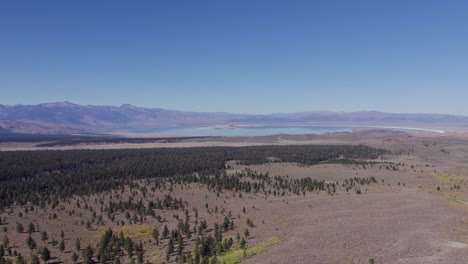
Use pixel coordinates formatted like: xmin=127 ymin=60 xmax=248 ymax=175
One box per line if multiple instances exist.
xmin=153 ymin=125 xmax=442 ymax=136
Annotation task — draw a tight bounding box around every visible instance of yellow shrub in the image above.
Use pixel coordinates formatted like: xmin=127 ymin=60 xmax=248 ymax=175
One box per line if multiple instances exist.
xmin=95 ymin=224 xmax=153 ymax=240
xmin=216 ymin=237 xmax=280 ymax=264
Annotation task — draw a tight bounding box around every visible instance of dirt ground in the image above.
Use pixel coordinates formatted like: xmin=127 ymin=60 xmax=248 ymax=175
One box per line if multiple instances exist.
xmin=1 ymin=130 xmax=468 ymax=263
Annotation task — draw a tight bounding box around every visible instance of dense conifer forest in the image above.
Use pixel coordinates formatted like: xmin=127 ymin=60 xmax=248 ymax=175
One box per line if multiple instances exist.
xmin=0 ymin=145 xmax=387 ymax=210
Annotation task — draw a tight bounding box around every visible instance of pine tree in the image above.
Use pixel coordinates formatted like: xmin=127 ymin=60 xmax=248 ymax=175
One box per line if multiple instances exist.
xmin=214 ymin=223 xmax=222 ymax=243
xmin=152 ymin=227 xmax=159 ymax=246
xmin=185 ymin=220 xmax=191 ymax=239
xmin=162 ymin=225 xmax=169 ymax=239
xmin=223 ymin=216 xmax=230 ymax=231
xmin=41 ymin=247 xmax=51 ymax=264
xmin=51 ymin=238 xmax=58 ymax=248
xmin=41 ymin=231 xmax=48 ymax=243
xmin=177 ymin=234 xmax=184 ymax=257
xmin=16 ymin=222 xmax=24 ymax=233
xmin=166 ymin=238 xmax=174 ymax=261
xmin=239 ymin=238 xmax=246 ymax=249
xmin=28 ymin=223 xmax=35 ymax=234
xmin=72 ymin=252 xmax=79 ymax=263
xmin=2 ymin=235 xmax=8 ymax=249
xmin=16 ymin=253 xmax=26 ymax=264
xmin=137 ymin=249 xmax=144 ymax=264
xmin=59 ymin=240 xmax=65 ymax=252
xmin=75 ymin=238 xmax=81 ymax=252
xmin=27 ymin=235 xmax=36 ymax=251
xmin=82 ymin=244 xmax=94 ymax=264
xmin=125 ymin=238 xmax=134 ymax=258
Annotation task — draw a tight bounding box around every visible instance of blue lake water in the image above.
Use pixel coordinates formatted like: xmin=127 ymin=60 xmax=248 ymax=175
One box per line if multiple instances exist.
xmin=157 ymin=126 xmax=372 ymax=136
xmin=154 ymin=125 xmax=443 ymax=136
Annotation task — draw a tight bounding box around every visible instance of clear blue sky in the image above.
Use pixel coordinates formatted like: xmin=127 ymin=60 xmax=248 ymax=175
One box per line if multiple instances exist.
xmin=1 ymin=0 xmax=467 ymax=114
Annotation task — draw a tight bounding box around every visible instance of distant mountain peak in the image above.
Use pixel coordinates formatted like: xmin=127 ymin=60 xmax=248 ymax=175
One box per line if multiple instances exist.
xmin=38 ymin=101 xmax=77 ymax=108
xmin=120 ymin=104 xmax=139 ymax=109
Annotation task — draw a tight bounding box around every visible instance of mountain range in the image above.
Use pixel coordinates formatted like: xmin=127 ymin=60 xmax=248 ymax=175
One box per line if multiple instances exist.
xmin=1 ymin=102 xmax=467 ymax=134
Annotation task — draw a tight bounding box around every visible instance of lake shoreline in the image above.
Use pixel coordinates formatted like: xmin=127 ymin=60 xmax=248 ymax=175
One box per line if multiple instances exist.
xmin=150 ymin=124 xmax=445 ymax=136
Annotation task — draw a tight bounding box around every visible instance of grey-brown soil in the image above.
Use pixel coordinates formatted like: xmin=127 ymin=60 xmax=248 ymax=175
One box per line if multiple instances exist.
xmin=1 ymin=130 xmax=468 ymax=263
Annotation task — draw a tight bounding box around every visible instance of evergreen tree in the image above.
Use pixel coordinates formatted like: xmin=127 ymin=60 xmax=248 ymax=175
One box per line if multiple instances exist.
xmin=177 ymin=234 xmax=184 ymax=257
xmin=59 ymin=240 xmax=65 ymax=252
xmin=51 ymin=239 xmax=58 ymax=248
xmin=152 ymin=227 xmax=159 ymax=246
xmin=41 ymin=248 xmax=51 ymax=264
xmin=82 ymin=244 xmax=94 ymax=264
xmin=75 ymin=238 xmax=81 ymax=252
xmin=239 ymin=238 xmax=246 ymax=250
xmin=223 ymin=216 xmax=230 ymax=231
xmin=16 ymin=254 xmax=26 ymax=264
xmin=16 ymin=222 xmax=24 ymax=233
xmin=28 ymin=223 xmax=35 ymax=234
xmin=125 ymin=238 xmax=134 ymax=258
xmin=162 ymin=225 xmax=169 ymax=239
xmin=2 ymin=236 xmax=8 ymax=249
xmin=166 ymin=238 xmax=174 ymax=261
xmin=26 ymin=235 xmax=36 ymax=251
xmin=41 ymin=231 xmax=48 ymax=243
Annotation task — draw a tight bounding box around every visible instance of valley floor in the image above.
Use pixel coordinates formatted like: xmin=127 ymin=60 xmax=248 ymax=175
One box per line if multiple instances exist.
xmin=1 ymin=130 xmax=468 ymax=263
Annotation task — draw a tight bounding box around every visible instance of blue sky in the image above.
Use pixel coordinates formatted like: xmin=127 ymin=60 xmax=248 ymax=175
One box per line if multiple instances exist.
xmin=1 ymin=0 xmax=467 ymax=114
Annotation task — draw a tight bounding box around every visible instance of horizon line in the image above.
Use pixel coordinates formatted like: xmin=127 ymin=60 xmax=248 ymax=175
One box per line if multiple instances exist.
xmin=1 ymin=101 xmax=467 ymax=118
